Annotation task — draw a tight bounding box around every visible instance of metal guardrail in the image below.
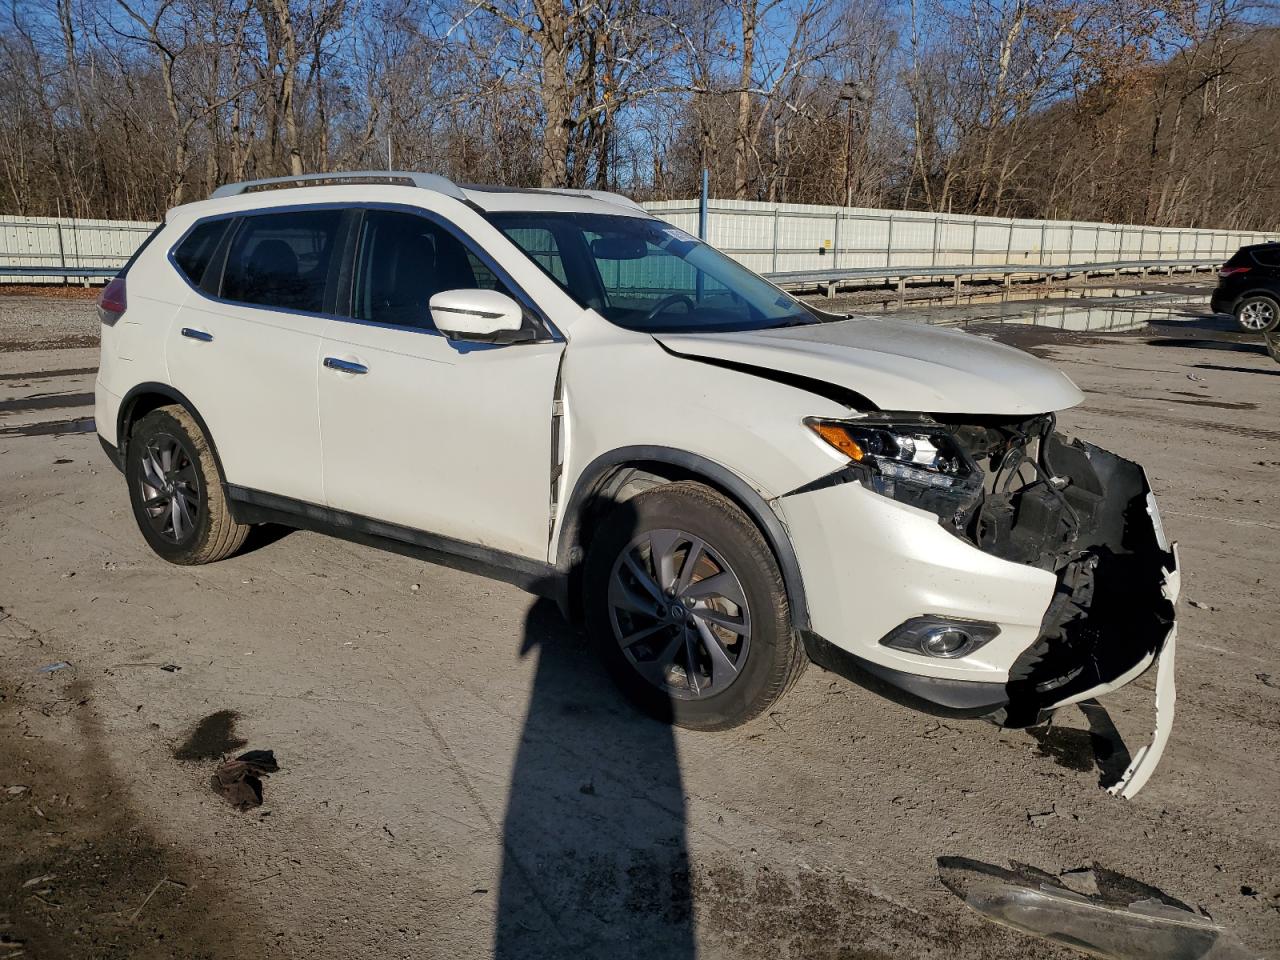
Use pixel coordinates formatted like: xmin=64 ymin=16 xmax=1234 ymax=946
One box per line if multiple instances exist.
xmin=763 ymin=257 xmax=1223 ymax=295
xmin=0 ymin=256 xmax=1224 ymax=288
xmin=0 ymin=266 xmax=119 ymax=278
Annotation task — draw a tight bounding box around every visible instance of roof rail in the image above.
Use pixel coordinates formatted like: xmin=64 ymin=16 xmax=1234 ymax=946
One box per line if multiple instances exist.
xmin=529 ymin=187 xmax=647 ymax=214
xmin=210 ymin=171 xmax=467 ymax=201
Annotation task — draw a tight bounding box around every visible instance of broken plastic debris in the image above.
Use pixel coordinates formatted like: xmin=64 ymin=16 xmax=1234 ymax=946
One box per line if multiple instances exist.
xmin=938 ymin=857 xmax=1257 ymax=959
xmin=36 ymin=661 xmax=71 ymax=674
xmin=211 ymin=749 xmax=279 ymax=810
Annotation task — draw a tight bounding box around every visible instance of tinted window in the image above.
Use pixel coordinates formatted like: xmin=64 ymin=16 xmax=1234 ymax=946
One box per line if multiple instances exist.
xmin=351 ymin=210 xmax=506 ymax=329
xmin=491 ymin=212 xmax=817 ymax=333
xmin=1253 ymin=246 xmax=1280 ymax=267
xmin=172 ymin=219 xmax=228 ymax=286
xmin=221 ymin=210 xmax=342 ymax=312
xmin=501 ymin=227 xmax=568 ymax=285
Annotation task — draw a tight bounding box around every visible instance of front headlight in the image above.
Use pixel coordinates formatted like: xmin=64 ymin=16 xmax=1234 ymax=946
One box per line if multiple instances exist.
xmin=805 ymin=416 xmax=983 ymax=524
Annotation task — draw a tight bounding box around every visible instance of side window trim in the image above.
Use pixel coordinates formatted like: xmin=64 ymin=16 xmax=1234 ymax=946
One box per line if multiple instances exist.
xmin=203 ymin=217 xmax=239 ymax=295
xmin=331 ymin=208 xmax=364 ymax=320
xmin=338 ymin=203 xmax=561 ymax=343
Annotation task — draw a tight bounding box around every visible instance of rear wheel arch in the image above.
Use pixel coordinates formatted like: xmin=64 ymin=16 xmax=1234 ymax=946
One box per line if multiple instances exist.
xmin=117 ymin=384 xmax=230 ymax=489
xmin=556 ymin=447 xmax=810 ymax=630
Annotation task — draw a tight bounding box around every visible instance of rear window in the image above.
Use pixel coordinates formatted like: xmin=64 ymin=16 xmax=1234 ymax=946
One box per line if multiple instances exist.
xmin=221 ymin=210 xmax=343 ymax=313
xmin=1224 ymin=248 xmax=1253 ymax=267
xmin=172 ymin=219 xmax=229 ymax=286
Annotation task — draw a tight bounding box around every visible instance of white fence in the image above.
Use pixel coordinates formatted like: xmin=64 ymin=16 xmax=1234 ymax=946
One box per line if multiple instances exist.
xmin=0 ymin=201 xmax=1274 ymax=284
xmin=646 ymin=199 xmax=1277 ymax=276
xmin=0 ymin=215 xmax=157 ymax=283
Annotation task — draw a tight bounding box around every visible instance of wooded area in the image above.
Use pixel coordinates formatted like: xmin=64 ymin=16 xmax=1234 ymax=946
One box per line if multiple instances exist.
xmin=1 ymin=0 xmax=1276 ymax=228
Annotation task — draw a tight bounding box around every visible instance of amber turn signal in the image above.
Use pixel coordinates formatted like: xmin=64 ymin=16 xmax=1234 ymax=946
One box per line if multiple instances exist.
xmin=808 ymin=421 xmax=865 ymax=461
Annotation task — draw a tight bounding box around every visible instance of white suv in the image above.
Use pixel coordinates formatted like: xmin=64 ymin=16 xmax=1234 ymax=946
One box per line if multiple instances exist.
xmin=95 ymin=172 xmax=1180 ymax=795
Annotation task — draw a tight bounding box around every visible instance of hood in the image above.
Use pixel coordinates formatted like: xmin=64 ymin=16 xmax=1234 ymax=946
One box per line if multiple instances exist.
xmin=655 ymin=317 xmax=1084 ymax=415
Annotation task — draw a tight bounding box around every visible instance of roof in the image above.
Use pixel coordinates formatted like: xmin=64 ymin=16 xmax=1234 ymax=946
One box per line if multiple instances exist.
xmin=195 ymin=171 xmax=649 ymax=218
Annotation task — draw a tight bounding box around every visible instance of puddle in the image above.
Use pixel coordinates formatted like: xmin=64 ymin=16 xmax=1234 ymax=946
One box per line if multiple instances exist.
xmin=0 ymin=416 xmax=95 ymax=437
xmin=0 ymin=392 xmax=94 ymax=414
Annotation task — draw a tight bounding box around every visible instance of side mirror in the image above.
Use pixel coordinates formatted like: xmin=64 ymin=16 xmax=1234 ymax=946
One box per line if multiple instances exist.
xmin=429 ymin=289 xmax=526 ymax=342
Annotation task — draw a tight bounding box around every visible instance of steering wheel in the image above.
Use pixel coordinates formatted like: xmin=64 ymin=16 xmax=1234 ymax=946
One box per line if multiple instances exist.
xmin=642 ymin=293 xmax=696 ymax=324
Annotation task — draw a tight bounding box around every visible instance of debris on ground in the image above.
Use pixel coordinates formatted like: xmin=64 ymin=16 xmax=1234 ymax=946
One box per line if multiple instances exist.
xmin=160 ymin=663 xmax=181 ymax=672
xmin=1187 ymin=373 xmax=1207 ymax=381
xmin=211 ymin=750 xmax=279 ymax=810
xmin=36 ymin=661 xmax=70 ymax=674
xmin=1188 ymin=599 xmax=1217 ymax=611
xmin=938 ymin=856 xmax=1257 ymax=959
xmin=1026 ymin=805 xmax=1058 ymax=828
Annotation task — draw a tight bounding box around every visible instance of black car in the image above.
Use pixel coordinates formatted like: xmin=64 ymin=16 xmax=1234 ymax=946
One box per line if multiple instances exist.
xmin=1211 ymin=242 xmax=1280 ymax=332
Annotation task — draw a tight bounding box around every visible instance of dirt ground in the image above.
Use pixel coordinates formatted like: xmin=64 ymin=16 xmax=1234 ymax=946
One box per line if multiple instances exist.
xmin=1 ymin=284 xmax=1278 ymax=959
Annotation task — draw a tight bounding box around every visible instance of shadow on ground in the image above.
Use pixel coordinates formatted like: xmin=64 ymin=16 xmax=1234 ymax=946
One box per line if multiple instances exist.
xmin=494 ymin=598 xmax=695 ymax=959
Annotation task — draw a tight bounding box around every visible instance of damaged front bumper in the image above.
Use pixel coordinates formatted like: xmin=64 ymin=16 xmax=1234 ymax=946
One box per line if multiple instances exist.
xmin=785 ymin=436 xmax=1179 ymax=798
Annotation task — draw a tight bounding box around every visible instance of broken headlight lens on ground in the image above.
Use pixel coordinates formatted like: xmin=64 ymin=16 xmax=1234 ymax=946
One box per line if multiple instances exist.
xmin=806 ymin=417 xmax=983 ymax=519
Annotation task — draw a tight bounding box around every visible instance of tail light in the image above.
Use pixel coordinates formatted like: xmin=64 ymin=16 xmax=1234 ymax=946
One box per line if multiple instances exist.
xmin=97 ymin=275 xmax=127 ymax=325
xmin=1219 ymin=265 xmax=1252 ymax=278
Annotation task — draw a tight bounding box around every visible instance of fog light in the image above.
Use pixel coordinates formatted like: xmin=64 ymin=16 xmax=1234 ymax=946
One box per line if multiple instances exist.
xmin=922 ymin=627 xmax=971 ymax=657
xmin=880 ymin=616 xmax=1000 ymax=659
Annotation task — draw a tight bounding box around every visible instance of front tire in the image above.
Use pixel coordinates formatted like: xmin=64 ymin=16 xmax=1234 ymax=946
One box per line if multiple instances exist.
xmin=126 ymin=406 xmax=249 ymax=565
xmin=1235 ymin=294 xmax=1279 ymax=332
xmin=583 ymin=481 xmax=805 ymax=730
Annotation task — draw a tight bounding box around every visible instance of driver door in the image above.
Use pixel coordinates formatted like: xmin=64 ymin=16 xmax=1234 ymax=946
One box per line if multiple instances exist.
xmin=317 ymin=208 xmax=564 ymax=561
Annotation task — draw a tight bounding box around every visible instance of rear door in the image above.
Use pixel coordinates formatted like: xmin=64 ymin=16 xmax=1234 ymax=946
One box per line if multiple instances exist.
xmin=316 ymin=206 xmax=564 ymax=561
xmin=166 ymin=208 xmax=348 ymax=505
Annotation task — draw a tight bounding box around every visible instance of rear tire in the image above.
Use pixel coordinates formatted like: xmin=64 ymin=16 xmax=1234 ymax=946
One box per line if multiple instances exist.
xmin=583 ymin=481 xmax=805 ymax=731
xmin=126 ymin=406 xmax=249 ymax=565
xmin=1235 ymin=294 xmax=1279 ymax=333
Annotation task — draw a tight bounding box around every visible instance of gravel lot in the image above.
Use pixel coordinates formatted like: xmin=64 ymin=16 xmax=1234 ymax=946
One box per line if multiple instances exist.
xmin=1 ymin=283 xmax=1277 ymax=959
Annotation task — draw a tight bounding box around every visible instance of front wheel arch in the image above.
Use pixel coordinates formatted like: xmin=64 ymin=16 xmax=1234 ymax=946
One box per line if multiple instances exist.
xmin=556 ymin=447 xmax=810 ymax=632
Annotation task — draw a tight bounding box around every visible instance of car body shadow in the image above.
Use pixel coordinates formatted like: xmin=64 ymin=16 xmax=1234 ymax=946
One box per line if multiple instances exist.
xmin=494 ymin=596 xmax=695 ymax=959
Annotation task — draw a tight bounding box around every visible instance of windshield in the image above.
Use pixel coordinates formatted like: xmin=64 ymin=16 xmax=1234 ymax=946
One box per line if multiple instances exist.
xmin=486 ymin=212 xmax=819 ymax=333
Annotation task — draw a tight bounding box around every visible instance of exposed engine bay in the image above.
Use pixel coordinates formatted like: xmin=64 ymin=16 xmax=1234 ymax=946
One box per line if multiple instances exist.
xmin=940 ymin=415 xmax=1177 ymax=725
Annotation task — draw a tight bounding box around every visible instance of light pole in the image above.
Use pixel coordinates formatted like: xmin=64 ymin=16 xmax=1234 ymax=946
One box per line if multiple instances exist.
xmin=838 ymin=81 xmax=871 ymax=208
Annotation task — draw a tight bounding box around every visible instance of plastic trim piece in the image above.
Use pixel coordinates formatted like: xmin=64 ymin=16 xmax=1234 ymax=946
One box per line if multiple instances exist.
xmin=226 ymin=485 xmax=562 ymax=598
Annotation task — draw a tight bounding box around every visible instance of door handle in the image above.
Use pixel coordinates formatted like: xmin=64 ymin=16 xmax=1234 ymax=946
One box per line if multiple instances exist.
xmin=323 ymin=357 xmax=368 ymax=375
xmin=181 ymin=327 xmax=213 ymax=342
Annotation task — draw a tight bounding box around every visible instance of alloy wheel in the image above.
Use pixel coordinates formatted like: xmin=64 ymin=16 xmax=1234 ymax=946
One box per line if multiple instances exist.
xmin=1239 ymin=300 xmax=1276 ymax=331
xmin=607 ymin=528 xmax=751 ymax=700
xmin=137 ymin=433 xmax=202 ymax=543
